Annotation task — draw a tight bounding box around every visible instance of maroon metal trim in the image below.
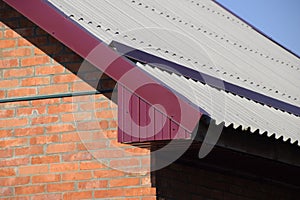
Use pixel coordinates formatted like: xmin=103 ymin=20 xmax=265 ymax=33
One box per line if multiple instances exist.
xmin=4 ymin=0 xmax=202 ymax=142
xmin=111 ymin=41 xmax=300 ymax=117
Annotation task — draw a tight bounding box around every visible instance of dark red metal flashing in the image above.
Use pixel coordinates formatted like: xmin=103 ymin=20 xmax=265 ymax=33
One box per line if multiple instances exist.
xmin=111 ymin=41 xmax=300 ymax=117
xmin=118 ymin=85 xmax=190 ymax=142
xmin=3 ymin=0 xmax=201 ymax=142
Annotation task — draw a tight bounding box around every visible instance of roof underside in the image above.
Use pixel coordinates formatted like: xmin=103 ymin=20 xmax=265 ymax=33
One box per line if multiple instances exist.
xmin=47 ymin=0 xmax=300 ymax=145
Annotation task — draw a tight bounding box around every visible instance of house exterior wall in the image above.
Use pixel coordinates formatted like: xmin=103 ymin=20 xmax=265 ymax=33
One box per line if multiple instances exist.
xmin=0 ymin=2 xmax=155 ymax=199
xmin=153 ymin=149 xmax=300 ymax=200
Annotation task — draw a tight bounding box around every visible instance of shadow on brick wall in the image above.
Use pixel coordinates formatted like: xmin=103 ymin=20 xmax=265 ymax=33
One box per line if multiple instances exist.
xmin=0 ymin=1 xmax=116 ymax=101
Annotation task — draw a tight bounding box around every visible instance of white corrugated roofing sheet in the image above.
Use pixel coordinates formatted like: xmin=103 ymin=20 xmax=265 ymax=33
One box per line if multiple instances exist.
xmin=137 ymin=63 xmax=300 ymax=145
xmin=48 ymin=0 xmax=300 ymax=145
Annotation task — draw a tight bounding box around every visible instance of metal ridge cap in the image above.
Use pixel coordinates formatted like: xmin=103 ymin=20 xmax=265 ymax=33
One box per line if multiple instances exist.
xmin=110 ymin=40 xmax=300 ymax=117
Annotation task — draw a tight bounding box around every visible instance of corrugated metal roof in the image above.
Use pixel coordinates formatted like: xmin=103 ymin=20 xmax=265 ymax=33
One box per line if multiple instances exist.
xmin=137 ymin=63 xmax=300 ymax=145
xmin=47 ymin=0 xmax=300 ymax=145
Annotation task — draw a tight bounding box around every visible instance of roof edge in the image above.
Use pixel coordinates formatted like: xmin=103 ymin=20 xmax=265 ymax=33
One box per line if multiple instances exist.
xmin=3 ymin=0 xmax=201 ymax=134
xmin=111 ymin=40 xmax=300 ymax=116
xmin=213 ymin=0 xmax=300 ymax=59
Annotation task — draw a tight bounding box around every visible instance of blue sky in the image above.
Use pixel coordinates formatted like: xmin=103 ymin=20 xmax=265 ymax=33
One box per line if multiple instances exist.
xmin=216 ymin=0 xmax=300 ymax=57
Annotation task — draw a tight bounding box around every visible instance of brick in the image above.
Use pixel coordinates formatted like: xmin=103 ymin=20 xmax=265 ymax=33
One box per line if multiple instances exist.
xmin=11 ymin=28 xmax=33 ymax=37
xmin=62 ymin=152 xmax=92 ymax=162
xmin=80 ymin=161 xmax=105 ymax=170
xmin=79 ymin=102 xmax=95 ymax=111
xmin=31 ymin=98 xmax=60 ymax=106
xmin=7 ymin=87 xmax=37 ymax=97
xmin=142 ymin=197 xmax=157 ymax=200
xmin=47 ymin=182 xmax=74 ymax=192
xmin=62 ymin=171 xmax=92 ymax=181
xmin=125 ymin=147 xmax=150 ymax=155
xmin=0 ymin=129 xmax=12 ymax=137
xmin=61 ymin=133 xmax=81 ymax=142
xmin=63 ymin=191 xmax=92 ymax=200
xmin=61 ymin=112 xmax=92 ymax=122
xmin=0 ymin=58 xmax=19 ymax=68
xmin=64 ymin=95 xmax=92 ymax=103
xmin=21 ymin=56 xmax=50 ymax=66
xmin=94 ymin=189 xmax=124 ymax=198
xmin=110 ymin=158 xmax=140 ymax=168
xmin=50 ymin=163 xmax=78 ymax=172
xmin=0 ymin=109 xmax=14 ymax=118
xmin=0 ymin=187 xmax=13 ymax=196
xmin=0 ymin=176 xmax=30 ymax=186
xmin=18 ymin=38 xmax=32 ymax=46
xmin=15 ymin=126 xmax=44 ymax=136
xmin=4 ymin=67 xmax=34 ymax=78
xmin=38 ymin=84 xmax=69 ymax=95
xmin=35 ymin=65 xmax=64 ymax=75
xmin=15 ymin=185 xmax=44 ymax=195
xmin=0 ymin=168 xmax=16 ymax=177
xmin=71 ymin=82 xmax=95 ymax=92
xmin=78 ymin=180 xmax=108 ymax=190
xmin=93 ymin=149 xmax=124 ymax=158
xmin=17 ymin=107 xmax=46 ymax=116
xmin=77 ymin=121 xmax=99 ymax=131
xmin=21 ymin=77 xmax=50 ymax=86
xmin=141 ymin=176 xmax=151 ymax=186
xmin=52 ymin=74 xmax=77 ymax=83
xmin=80 ymin=141 xmax=108 ymax=150
xmin=0 ymin=80 xmax=19 ymax=91
xmin=48 ymin=104 xmax=77 ymax=114
xmin=1 ymin=48 xmax=31 ymax=57
xmin=30 ymin=135 xmax=59 ymax=145
xmin=46 ymin=124 xmax=75 ymax=133
xmin=0 ymin=101 xmax=30 ymax=109
xmin=5 ymin=115 xmax=33 ymax=127
xmin=96 ymin=110 xmax=115 ymax=119
xmin=0 ymin=149 xmax=13 ymax=158
xmin=0 ymin=39 xmax=16 ymax=48
xmin=0 ymin=90 xmax=5 ymax=98
xmin=4 ymin=30 xmax=20 ymax=38
xmin=109 ymin=120 xmax=118 ymax=128
xmin=124 ymin=188 xmax=156 ymax=197
xmin=32 ymin=174 xmax=60 ymax=183
xmin=99 ymin=120 xmax=109 ymax=129
xmin=46 ymin=143 xmax=76 ymax=154
xmin=31 ymin=155 xmax=60 ymax=164
xmin=110 ymin=178 xmax=140 ymax=188
xmin=34 ymin=48 xmax=44 ymax=55
xmin=31 ymin=194 xmax=62 ymax=200
xmin=21 ymin=37 xmax=48 ymax=48
xmin=15 ymin=145 xmax=43 ymax=156
xmin=31 ymin=116 xmax=59 ymax=125
xmin=0 ymin=157 xmax=29 ymax=167
xmin=0 ymin=138 xmax=28 ymax=148
xmin=94 ymin=170 xmax=125 ymax=178
xmin=19 ymin=165 xmax=48 ymax=175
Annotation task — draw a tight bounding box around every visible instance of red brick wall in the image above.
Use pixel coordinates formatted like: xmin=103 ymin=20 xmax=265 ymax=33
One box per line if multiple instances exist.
xmin=0 ymin=2 xmax=155 ymax=199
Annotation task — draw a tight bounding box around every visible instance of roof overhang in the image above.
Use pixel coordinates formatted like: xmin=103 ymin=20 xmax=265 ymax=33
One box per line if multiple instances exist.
xmin=3 ymin=0 xmax=202 ymax=141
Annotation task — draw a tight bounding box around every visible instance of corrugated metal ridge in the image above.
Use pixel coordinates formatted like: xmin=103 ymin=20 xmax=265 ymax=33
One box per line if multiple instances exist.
xmin=111 ymin=41 xmax=300 ymax=117
xmin=46 ymin=0 xmax=300 ymax=108
xmin=136 ymin=63 xmax=300 ymax=146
